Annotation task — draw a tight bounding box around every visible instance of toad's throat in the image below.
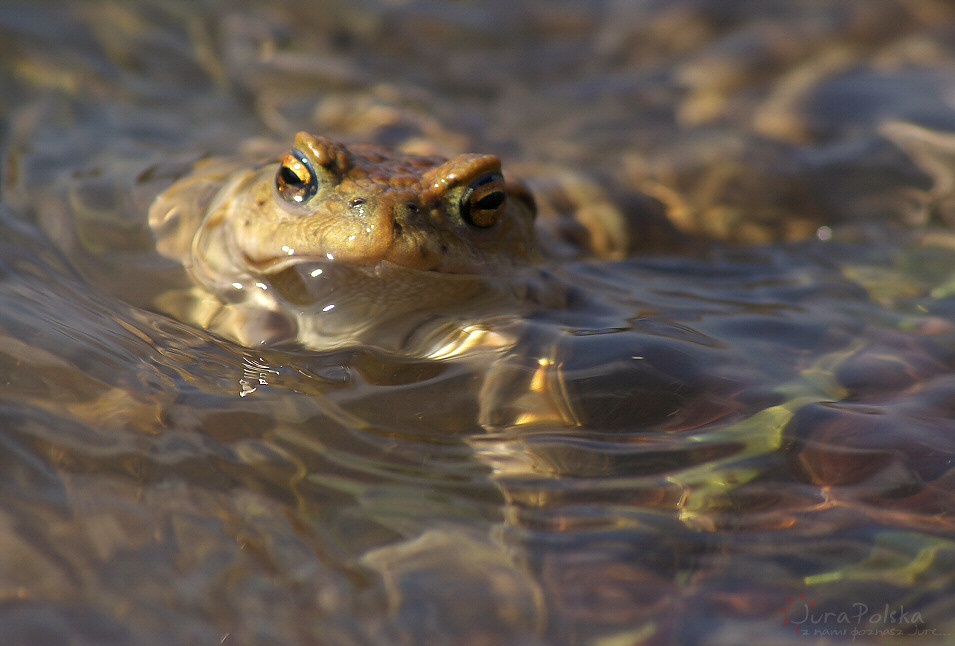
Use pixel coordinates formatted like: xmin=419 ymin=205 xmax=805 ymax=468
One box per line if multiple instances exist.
xmin=237 ymin=229 xmax=511 ymax=277
xmin=243 ymin=248 xmax=496 ymax=277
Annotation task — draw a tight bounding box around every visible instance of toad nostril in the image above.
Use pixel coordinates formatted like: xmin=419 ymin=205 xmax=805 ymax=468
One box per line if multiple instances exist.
xmin=348 ymin=198 xmax=366 ymax=208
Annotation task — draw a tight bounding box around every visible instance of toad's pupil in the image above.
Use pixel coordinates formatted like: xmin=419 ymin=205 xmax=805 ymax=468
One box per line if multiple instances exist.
xmin=475 ymin=191 xmax=504 ymax=211
xmin=461 ymin=173 xmax=506 ymax=227
xmin=279 ymin=166 xmax=303 ymax=187
xmin=276 ymin=149 xmax=318 ymax=204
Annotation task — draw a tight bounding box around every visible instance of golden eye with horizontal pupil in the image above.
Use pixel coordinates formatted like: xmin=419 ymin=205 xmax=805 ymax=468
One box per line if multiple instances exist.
xmin=461 ymin=173 xmax=506 ymax=227
xmin=275 ymin=148 xmax=318 ymax=204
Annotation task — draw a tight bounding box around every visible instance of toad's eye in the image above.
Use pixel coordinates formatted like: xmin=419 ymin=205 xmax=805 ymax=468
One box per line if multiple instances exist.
xmin=461 ymin=173 xmax=506 ymax=228
xmin=275 ymin=148 xmax=318 ymax=204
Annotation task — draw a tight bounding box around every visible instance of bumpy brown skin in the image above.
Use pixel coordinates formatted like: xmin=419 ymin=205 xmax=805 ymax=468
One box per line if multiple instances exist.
xmin=152 ymin=132 xmax=540 ymax=287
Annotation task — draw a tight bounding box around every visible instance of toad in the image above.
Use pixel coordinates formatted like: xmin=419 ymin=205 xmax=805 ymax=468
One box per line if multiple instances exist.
xmin=149 ymin=132 xmax=568 ymax=354
xmin=147 ymin=133 xmax=711 ymax=431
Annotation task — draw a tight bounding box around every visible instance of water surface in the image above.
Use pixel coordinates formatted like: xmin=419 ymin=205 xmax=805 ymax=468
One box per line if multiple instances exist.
xmin=2 ymin=2 xmax=955 ymax=644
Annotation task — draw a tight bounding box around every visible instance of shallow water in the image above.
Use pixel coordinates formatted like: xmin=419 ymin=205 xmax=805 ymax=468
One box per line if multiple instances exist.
xmin=2 ymin=1 xmax=955 ymax=645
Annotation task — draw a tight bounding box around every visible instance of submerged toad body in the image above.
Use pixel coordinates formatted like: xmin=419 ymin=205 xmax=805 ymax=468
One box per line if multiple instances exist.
xmin=149 ymin=132 xmax=564 ymax=353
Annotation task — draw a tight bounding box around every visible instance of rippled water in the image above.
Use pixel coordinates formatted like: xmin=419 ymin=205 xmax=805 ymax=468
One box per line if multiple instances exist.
xmin=2 ymin=2 xmax=955 ymax=645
